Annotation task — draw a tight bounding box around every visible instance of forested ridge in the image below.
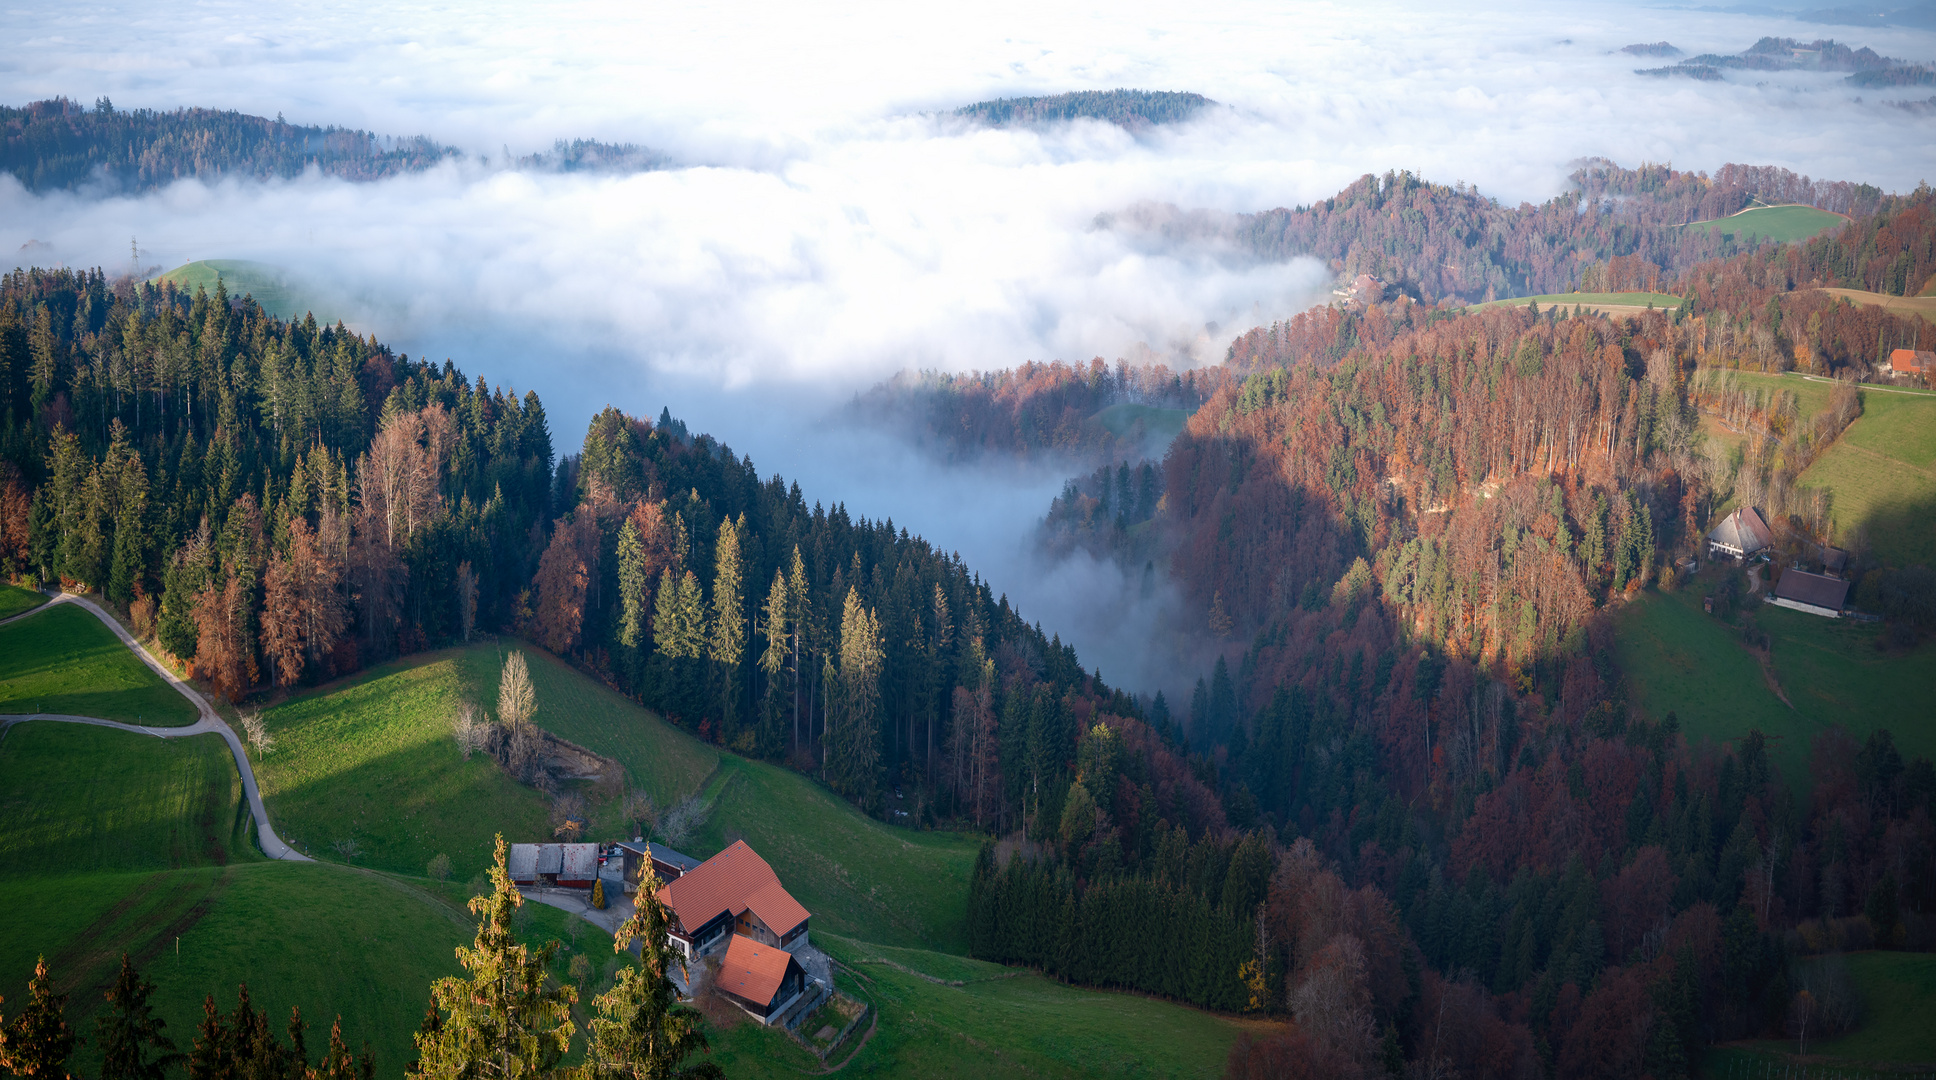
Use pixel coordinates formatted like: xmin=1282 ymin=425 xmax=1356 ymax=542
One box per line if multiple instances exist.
xmin=0 ymin=97 xmax=460 ymax=194
xmin=961 ymin=190 xmax=1936 ymax=1076
xmin=954 ymin=89 xmax=1213 ymax=130
xmin=1228 ymin=160 xmax=1898 ymax=303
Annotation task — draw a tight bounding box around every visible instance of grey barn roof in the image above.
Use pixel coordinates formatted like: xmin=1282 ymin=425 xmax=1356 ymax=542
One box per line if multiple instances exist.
xmin=508 ymin=844 xmax=539 ymax=880
xmin=1774 ymin=569 xmax=1850 ymax=612
xmin=1708 ymin=507 xmax=1773 ymax=554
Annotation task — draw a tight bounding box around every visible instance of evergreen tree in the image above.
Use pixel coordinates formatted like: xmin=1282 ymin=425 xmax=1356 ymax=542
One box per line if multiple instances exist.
xmin=95 ymin=955 xmax=183 ymax=1080
xmin=709 ymin=515 xmax=744 ymax=736
xmin=615 ymin=518 xmax=647 ymax=650
xmin=413 ymin=835 xmax=577 ymax=1080
xmin=582 ymin=866 xmax=721 ymax=1080
xmin=0 ymin=956 xmax=77 ymax=1080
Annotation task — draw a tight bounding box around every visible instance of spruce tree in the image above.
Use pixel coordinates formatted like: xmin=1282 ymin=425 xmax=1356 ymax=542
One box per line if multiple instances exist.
xmin=95 ymin=955 xmax=182 ymax=1080
xmin=615 ymin=519 xmax=647 ymax=649
xmin=709 ymin=515 xmax=744 ymax=736
xmin=0 ymin=956 xmax=77 ymax=1080
xmin=582 ymin=866 xmax=721 ymax=1080
xmin=414 ymin=835 xmax=577 ymax=1080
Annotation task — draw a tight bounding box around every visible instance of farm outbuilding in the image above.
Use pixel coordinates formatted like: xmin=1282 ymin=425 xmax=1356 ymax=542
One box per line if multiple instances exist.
xmin=1769 ymin=568 xmax=1850 ymax=618
xmin=612 ymin=840 xmax=702 ymax=892
xmin=507 ymin=842 xmax=600 ymax=888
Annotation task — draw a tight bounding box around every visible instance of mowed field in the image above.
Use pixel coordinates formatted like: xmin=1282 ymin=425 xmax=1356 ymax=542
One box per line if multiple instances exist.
xmin=1797 ymin=384 xmax=1936 ymax=568
xmin=259 ymin=639 xmax=979 ymax=949
xmin=0 ymin=583 xmax=45 ymax=619
xmin=1686 ymin=204 xmax=1846 ymax=244
xmin=0 ymin=603 xmax=198 ymax=725
xmin=1475 ymin=291 xmax=1684 ymax=315
xmin=704 ymin=933 xmax=1253 ymax=1079
xmin=0 ymin=719 xmax=622 ymax=1078
xmin=1615 ymin=580 xmax=1936 ymax=787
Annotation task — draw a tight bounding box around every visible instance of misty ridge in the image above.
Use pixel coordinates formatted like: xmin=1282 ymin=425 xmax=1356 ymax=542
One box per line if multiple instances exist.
xmin=951 ymin=89 xmax=1216 ymax=131
xmin=1632 ymin=33 xmax=1936 ymax=83
xmin=0 ymin=96 xmax=670 ymax=195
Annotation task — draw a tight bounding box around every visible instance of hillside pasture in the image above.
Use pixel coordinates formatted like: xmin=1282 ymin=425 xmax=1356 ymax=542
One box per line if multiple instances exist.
xmin=1799 ymin=386 xmax=1936 ymax=568
xmin=1685 ymin=204 xmax=1846 ymax=244
xmin=1615 ymin=580 xmax=1936 ymax=788
xmin=0 ymin=603 xmax=198 ymax=724
xmin=154 ymin=260 xmax=322 ymax=323
xmin=1710 ymin=952 xmax=1936 ymax=1074
xmin=704 ymin=932 xmax=1253 ymax=1079
xmin=0 ymin=584 xmax=45 ymax=619
xmin=255 ymin=640 xmax=977 ymax=950
xmin=1475 ymin=291 xmax=1684 ymax=315
xmin=687 ymin=755 xmax=981 ymax=953
xmin=1820 ymin=287 xmax=1936 ymax=320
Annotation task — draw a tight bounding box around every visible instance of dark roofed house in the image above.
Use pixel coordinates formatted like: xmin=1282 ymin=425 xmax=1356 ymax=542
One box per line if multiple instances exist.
xmin=613 ymin=840 xmax=702 ymax=892
xmin=715 ymin=934 xmax=808 ymax=1024
xmin=1707 ymin=507 xmax=1774 ymax=560
xmin=658 ymin=840 xmax=811 ymax=960
xmin=1770 ymin=568 xmax=1850 ymax=618
xmin=1821 ymin=546 xmax=1848 ymax=577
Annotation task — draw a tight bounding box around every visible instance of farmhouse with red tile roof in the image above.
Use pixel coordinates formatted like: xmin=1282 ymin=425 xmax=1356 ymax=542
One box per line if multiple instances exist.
xmin=657 ymin=840 xmax=811 ymax=960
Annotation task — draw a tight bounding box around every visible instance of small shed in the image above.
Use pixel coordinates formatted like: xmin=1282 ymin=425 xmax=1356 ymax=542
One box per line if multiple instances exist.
xmin=559 ymin=843 xmax=599 ymax=888
xmin=613 ymin=840 xmax=702 ymax=891
xmin=508 ymin=844 xmax=540 ymax=885
xmin=1769 ymin=568 xmax=1850 ymax=618
xmin=1821 ymin=546 xmax=1848 ymax=577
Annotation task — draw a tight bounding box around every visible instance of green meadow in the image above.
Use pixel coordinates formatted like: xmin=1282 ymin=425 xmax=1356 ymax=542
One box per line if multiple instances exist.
xmin=1476 ymin=291 xmax=1685 ymax=311
xmin=1686 ymin=204 xmax=1845 ymax=244
xmin=705 ymin=933 xmax=1254 ymax=1079
xmin=1708 ymin=952 xmax=1936 ymax=1075
xmin=1799 ymin=388 xmax=1936 ymax=568
xmin=0 ymin=583 xmax=45 ymax=619
xmin=0 ymin=603 xmax=198 ymax=724
xmin=154 ymin=260 xmax=322 ymax=324
xmin=1615 ymin=579 xmax=1936 ymax=787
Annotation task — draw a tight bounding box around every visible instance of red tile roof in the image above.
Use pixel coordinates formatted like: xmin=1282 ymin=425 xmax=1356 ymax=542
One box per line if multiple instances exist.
xmin=1888 ymin=348 xmax=1935 ymax=373
xmin=658 ymin=840 xmax=809 ymax=938
xmin=718 ymin=934 xmax=796 ymax=1008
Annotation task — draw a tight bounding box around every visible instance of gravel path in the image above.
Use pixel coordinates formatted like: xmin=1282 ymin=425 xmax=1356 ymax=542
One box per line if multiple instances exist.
xmin=0 ymin=591 xmax=309 ymax=862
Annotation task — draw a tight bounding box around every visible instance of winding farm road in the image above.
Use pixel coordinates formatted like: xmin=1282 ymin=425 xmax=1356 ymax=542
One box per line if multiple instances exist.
xmin=0 ymin=591 xmax=309 ymax=862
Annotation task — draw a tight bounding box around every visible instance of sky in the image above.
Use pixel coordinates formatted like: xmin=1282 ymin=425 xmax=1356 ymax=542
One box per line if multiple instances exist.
xmin=4 ymin=0 xmax=1933 ymax=691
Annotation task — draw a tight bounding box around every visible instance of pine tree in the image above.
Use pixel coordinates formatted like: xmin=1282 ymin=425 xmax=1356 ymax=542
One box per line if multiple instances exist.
xmin=582 ymin=866 xmax=721 ymax=1080
xmin=615 ymin=518 xmax=648 ymax=650
xmin=95 ymin=955 xmax=182 ymax=1080
xmin=830 ymin=587 xmax=883 ymax=802
xmin=709 ymin=515 xmax=744 ymax=735
xmin=0 ymin=956 xmax=76 ymax=1080
xmin=413 ymin=835 xmax=577 ymax=1080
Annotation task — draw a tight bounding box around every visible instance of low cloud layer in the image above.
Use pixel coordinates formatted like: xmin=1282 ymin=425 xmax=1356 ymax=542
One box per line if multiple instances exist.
xmin=4 ymin=0 xmax=1931 ymax=690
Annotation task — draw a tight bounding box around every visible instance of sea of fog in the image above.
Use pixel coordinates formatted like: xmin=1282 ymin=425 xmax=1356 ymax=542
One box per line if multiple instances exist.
xmin=4 ymin=0 xmax=1932 ymax=692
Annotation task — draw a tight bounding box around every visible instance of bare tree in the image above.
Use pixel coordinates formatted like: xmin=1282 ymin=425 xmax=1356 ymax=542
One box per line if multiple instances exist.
xmin=499 ymin=651 xmax=536 ymax=729
xmin=657 ymin=796 xmax=704 ymax=848
xmin=239 ymin=709 xmax=274 ymax=760
xmin=622 ymin=789 xmax=659 ymax=840
xmin=453 ymin=701 xmax=488 ymax=760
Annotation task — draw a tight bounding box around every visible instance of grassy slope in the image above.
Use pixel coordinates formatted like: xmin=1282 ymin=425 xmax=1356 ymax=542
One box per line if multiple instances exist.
xmin=0 ymin=603 xmax=198 ymax=724
xmin=687 ymin=755 xmax=980 ymax=952
xmin=0 ymin=718 xmax=617 ymax=1078
xmin=1819 ymin=288 xmax=1936 ymax=321
xmin=0 ymin=723 xmax=249 ymax=877
xmin=1616 ymin=580 xmax=1936 ymax=786
xmin=1478 ymin=291 xmax=1684 ymax=310
xmin=155 ymin=260 xmax=319 ymax=324
xmin=706 ymin=933 xmax=1253 ymax=1080
xmin=1798 ymin=389 xmax=1936 ymax=568
xmin=1711 ymin=952 xmax=1936 ymax=1073
xmin=260 ymin=639 xmax=977 ymax=949
xmin=0 ymin=584 xmax=45 ymax=619
xmin=1686 ymin=205 xmax=1845 ymax=243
